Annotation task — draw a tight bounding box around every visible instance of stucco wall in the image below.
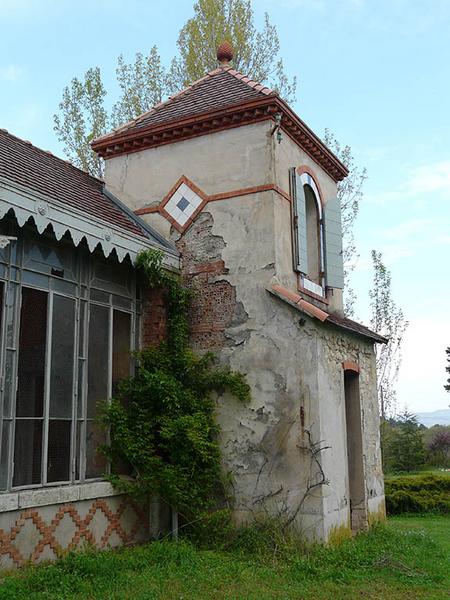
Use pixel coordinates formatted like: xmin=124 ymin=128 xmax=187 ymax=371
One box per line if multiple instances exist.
xmin=104 ymin=121 xmax=274 ymax=216
xmin=103 ymin=120 xmax=385 ymax=540
xmin=169 ymin=195 xmax=384 ymax=540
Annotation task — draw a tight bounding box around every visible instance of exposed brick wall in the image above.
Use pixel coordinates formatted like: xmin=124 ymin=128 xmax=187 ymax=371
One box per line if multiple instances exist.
xmin=141 ymin=286 xmax=168 ymax=348
xmin=175 ymin=212 xmax=238 ymax=351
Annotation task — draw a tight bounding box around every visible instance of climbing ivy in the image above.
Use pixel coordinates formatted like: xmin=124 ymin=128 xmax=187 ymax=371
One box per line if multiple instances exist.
xmin=99 ymin=249 xmax=250 ymax=519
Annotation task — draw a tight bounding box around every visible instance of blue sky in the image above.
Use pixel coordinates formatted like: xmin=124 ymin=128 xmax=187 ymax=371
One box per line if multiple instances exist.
xmin=1 ymin=0 xmax=449 ymax=414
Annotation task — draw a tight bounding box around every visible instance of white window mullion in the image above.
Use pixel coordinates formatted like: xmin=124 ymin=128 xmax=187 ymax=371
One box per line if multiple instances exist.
xmin=107 ymin=303 xmax=113 ymax=401
xmin=70 ymin=298 xmax=80 ymax=482
xmin=106 ymin=303 xmax=113 ymax=476
xmin=81 ymin=301 xmax=90 ymax=482
xmin=41 ymin=291 xmax=53 ymax=486
xmin=8 ymin=282 xmax=22 ymax=491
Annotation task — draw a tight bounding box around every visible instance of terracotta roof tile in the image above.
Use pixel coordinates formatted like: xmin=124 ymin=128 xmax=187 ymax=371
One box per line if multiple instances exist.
xmin=269 ymin=284 xmax=387 ymax=344
xmin=97 ymin=67 xmax=275 ymax=141
xmin=327 ymin=313 xmax=388 ymax=344
xmin=0 ymin=128 xmax=148 ymax=239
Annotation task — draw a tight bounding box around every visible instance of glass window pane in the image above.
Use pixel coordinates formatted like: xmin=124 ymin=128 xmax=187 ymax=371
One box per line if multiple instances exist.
xmin=92 ymin=258 xmax=133 ymax=295
xmin=0 ymin=421 xmax=10 ymax=490
xmin=23 ymin=238 xmax=76 ymax=281
xmin=87 ymin=304 xmax=109 ymax=418
xmin=112 ymin=295 xmax=132 ymax=310
xmin=52 ymin=279 xmax=77 ymax=296
xmin=3 ymin=349 xmax=16 ymax=417
xmin=21 ymin=271 xmax=49 ymax=289
xmin=112 ymin=310 xmax=131 ymax=394
xmin=5 ymin=283 xmax=18 ymax=347
xmin=16 ymin=288 xmax=48 ymax=417
xmin=77 ymin=359 xmax=84 ymax=418
xmin=90 ymin=289 xmax=110 ymax=303
xmin=0 ymin=245 xmax=8 ymax=265
xmin=85 ymin=421 xmax=107 ymax=479
xmin=13 ymin=419 xmax=42 ymax=486
xmin=49 ymin=295 xmax=75 ymax=418
xmin=75 ymin=420 xmax=82 ymax=480
xmin=47 ymin=420 xmax=71 ymax=483
xmin=79 ymin=301 xmax=86 ymax=358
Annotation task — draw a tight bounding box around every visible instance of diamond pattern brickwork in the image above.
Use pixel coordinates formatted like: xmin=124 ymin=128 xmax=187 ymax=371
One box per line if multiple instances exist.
xmin=0 ymin=496 xmax=148 ymax=569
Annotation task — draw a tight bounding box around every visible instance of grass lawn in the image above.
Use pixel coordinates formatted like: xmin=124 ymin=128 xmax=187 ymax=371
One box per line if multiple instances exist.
xmin=0 ymin=515 xmax=448 ymax=600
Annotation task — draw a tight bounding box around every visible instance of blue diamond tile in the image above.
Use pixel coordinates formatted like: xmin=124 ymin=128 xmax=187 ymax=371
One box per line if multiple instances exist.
xmin=177 ymin=196 xmax=189 ymax=212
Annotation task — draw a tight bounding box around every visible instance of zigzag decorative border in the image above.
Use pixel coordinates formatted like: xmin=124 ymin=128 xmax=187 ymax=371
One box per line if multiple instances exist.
xmin=0 ymin=497 xmax=148 ymax=568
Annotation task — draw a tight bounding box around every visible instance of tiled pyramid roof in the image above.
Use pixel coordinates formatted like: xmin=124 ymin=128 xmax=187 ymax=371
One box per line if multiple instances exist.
xmin=92 ymin=66 xmax=348 ymax=182
xmin=97 ymin=67 xmax=274 ymax=141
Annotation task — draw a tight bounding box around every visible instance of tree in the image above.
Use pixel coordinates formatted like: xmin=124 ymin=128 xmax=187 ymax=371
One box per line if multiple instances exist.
xmin=427 ymin=427 xmax=450 ymax=467
xmin=445 ymin=347 xmax=450 ymax=392
xmin=54 ymin=0 xmax=296 ymax=177
xmin=169 ymin=0 xmax=296 ymax=101
xmin=386 ymin=410 xmax=425 ymax=473
xmin=111 ymin=47 xmax=169 ymax=128
xmin=323 ymin=129 xmax=367 ymax=317
xmin=53 ymin=67 xmax=108 ymax=179
xmin=369 ymin=250 xmax=408 ymax=418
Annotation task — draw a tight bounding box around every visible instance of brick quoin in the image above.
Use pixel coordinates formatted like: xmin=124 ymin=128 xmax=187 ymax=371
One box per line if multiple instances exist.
xmin=141 ymin=286 xmax=168 ymax=348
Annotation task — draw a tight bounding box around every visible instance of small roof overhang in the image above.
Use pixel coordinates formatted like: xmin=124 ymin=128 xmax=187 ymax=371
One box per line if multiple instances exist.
xmin=0 ymin=175 xmax=179 ymax=270
xmin=268 ymin=283 xmax=388 ymax=344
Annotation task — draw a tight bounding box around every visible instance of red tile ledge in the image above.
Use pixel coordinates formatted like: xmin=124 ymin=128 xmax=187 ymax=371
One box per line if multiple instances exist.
xmin=271 ymin=284 xmax=329 ymax=322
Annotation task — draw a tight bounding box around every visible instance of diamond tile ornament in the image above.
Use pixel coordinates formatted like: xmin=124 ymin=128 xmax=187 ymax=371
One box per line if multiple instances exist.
xmin=163 ymin=180 xmax=204 ymax=228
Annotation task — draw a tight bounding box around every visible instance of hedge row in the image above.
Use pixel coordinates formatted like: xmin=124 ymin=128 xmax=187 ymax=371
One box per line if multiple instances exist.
xmin=385 ymin=474 xmax=450 ymax=514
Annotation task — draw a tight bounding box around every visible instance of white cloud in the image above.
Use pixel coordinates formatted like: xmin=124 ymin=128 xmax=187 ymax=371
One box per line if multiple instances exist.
xmin=0 ymin=0 xmax=59 ymax=22
xmin=397 ymin=316 xmax=450 ymax=413
xmin=353 ymin=216 xmax=450 ymax=271
xmin=367 ymin=160 xmax=450 ymax=206
xmin=0 ymin=65 xmax=24 ymax=81
xmin=405 ymin=161 xmax=450 ymax=195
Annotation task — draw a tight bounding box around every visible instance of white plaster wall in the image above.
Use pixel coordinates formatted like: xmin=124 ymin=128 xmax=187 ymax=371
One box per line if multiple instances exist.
xmin=185 ymin=194 xmax=384 ymax=540
xmin=274 ymin=134 xmax=337 ymax=202
xmin=102 ymin=121 xmax=384 ymax=540
xmin=104 ymin=122 xmax=274 ymax=213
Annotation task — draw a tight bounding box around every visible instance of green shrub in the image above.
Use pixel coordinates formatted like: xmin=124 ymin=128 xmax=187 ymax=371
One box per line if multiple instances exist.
xmin=99 ymin=249 xmax=250 ymax=520
xmin=184 ymin=510 xmax=306 ymax=558
xmin=184 ymin=509 xmax=237 ymax=549
xmin=385 ymin=474 xmax=450 ymax=514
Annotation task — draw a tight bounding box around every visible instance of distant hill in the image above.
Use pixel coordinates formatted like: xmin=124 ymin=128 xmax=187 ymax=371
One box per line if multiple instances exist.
xmin=415 ymin=409 xmax=450 ymax=427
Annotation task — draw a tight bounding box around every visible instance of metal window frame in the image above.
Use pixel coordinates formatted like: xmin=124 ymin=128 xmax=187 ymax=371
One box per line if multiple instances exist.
xmin=0 ymin=223 xmax=139 ymax=494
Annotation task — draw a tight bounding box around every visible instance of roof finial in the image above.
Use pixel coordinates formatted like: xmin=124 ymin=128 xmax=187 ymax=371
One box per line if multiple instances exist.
xmin=217 ymin=41 xmax=233 ymax=66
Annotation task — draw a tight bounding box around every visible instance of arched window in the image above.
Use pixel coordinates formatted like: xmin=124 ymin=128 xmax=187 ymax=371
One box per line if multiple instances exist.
xmin=290 ymin=166 xmax=345 ymax=295
xmin=290 ymin=169 xmax=326 ymax=297
xmin=304 ymin=184 xmax=322 ymax=285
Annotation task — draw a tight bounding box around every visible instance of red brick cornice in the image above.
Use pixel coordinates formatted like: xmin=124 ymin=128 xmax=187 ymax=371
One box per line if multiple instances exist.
xmin=92 ymin=96 xmax=348 ymax=183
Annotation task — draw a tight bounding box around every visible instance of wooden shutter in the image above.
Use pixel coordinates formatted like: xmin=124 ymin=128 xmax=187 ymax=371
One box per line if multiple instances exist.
xmin=290 ymin=169 xmax=308 ymax=275
xmin=323 ymin=195 xmax=344 ymax=289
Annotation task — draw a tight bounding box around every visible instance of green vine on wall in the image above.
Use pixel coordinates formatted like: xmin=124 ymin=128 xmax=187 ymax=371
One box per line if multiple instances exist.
xmin=99 ymin=249 xmax=250 ymax=519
